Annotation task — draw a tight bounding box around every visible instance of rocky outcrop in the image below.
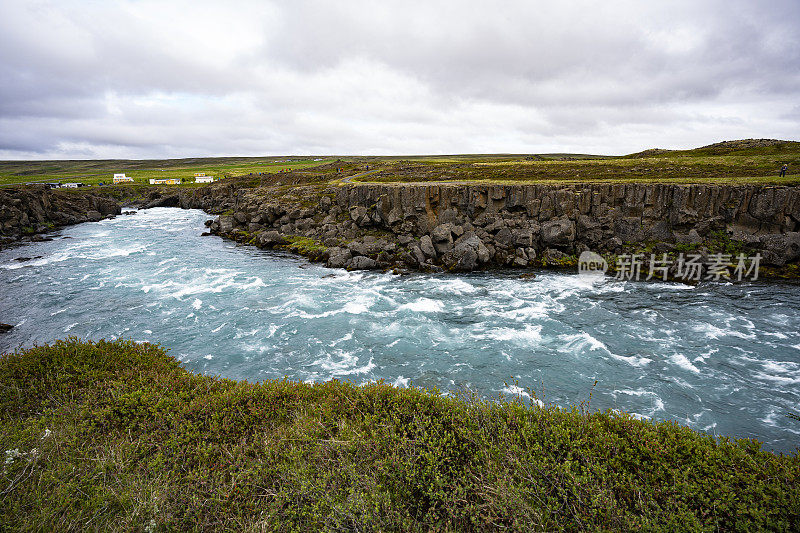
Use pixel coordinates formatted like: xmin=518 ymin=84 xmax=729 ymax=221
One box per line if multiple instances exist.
xmin=198 ymin=182 xmax=800 ymax=275
xmin=0 ymin=186 xmax=121 ymax=247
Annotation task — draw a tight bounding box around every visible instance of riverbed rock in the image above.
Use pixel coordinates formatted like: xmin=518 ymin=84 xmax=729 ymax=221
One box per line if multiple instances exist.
xmin=347 ymin=256 xmax=379 ymax=270
xmin=257 ymin=230 xmax=286 ymax=248
xmin=326 ymin=247 xmax=352 ymax=268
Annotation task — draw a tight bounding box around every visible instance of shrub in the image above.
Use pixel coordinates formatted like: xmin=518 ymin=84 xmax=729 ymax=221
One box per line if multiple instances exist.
xmin=1 ymin=338 xmax=798 ymax=531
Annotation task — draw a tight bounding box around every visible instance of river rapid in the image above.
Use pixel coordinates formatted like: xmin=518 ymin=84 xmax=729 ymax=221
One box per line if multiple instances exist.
xmin=1 ymin=207 xmax=799 ymax=453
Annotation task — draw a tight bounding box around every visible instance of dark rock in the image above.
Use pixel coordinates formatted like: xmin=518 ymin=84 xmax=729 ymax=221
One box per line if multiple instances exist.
xmin=419 ymin=235 xmax=436 ymax=258
xmin=257 ymin=230 xmax=287 ymax=247
xmin=0 ymin=323 xmax=13 ymax=333
xmin=217 ymin=215 xmax=235 ymax=233
xmin=494 ymin=227 xmax=514 ymax=247
xmin=542 ymin=248 xmax=569 ymax=263
xmin=397 ymin=234 xmax=414 ymax=245
xmin=541 ymin=218 xmax=576 ymax=246
xmin=410 ymin=244 xmax=426 ymax=266
xmin=759 ymin=232 xmax=800 ymax=266
xmin=347 ymin=256 xmax=379 ymax=270
xmin=143 ymin=195 xmax=180 ymax=209
xmin=327 ymin=247 xmax=352 ymax=268
xmin=431 ymin=222 xmax=453 ymax=246
xmin=349 ymin=206 xmax=369 ymax=226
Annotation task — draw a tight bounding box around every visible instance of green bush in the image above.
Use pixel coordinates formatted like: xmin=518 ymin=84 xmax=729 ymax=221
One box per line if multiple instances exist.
xmin=1 ymin=338 xmax=798 ymax=531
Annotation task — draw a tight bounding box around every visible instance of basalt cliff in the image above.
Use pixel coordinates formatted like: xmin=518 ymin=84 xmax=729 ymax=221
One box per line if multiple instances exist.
xmin=170 ymin=181 xmax=800 ymax=276
xmin=0 ymin=185 xmax=120 ymax=248
xmin=2 ymin=181 xmax=799 ymax=277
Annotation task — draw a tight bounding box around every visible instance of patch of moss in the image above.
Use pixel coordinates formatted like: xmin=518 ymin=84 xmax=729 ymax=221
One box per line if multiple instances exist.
xmin=281 ymin=235 xmax=327 ymax=259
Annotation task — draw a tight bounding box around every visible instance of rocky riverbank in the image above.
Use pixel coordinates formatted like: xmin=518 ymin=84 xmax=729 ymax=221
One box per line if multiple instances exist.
xmin=0 ymin=186 xmax=121 ymax=248
xmin=191 ymin=182 xmax=800 ymax=277
xmin=3 ymin=180 xmax=798 ymax=277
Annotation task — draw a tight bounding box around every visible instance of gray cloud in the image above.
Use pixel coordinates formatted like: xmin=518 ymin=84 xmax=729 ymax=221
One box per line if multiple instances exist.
xmin=0 ymin=0 xmax=798 ymax=159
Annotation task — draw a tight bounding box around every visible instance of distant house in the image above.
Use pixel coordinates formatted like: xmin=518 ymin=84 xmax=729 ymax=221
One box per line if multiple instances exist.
xmin=62 ymin=182 xmax=87 ymax=188
xmin=194 ymin=172 xmax=206 ymax=177
xmin=113 ymin=173 xmax=134 ymax=184
xmin=149 ymin=178 xmax=181 ymax=185
xmin=194 ymin=176 xmax=214 ymax=183
xmin=44 ymin=183 xmax=62 ymax=189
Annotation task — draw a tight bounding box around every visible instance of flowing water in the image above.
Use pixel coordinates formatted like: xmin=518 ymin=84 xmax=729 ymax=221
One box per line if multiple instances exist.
xmin=1 ymin=208 xmax=799 ymax=453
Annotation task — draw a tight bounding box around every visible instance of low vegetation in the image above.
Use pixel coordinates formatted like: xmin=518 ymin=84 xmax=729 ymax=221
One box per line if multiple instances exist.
xmin=3 ymin=139 xmax=798 ymax=189
xmin=2 ymin=339 xmax=798 ymax=531
xmin=0 ymin=157 xmax=337 ymax=187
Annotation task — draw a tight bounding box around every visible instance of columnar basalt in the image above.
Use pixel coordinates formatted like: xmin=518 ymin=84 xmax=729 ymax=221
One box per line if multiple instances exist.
xmin=0 ymin=186 xmax=121 ymax=247
xmin=201 ymin=182 xmax=800 ymax=275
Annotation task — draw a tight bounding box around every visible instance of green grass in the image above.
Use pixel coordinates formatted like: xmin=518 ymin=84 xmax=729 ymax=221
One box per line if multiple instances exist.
xmin=0 ymin=157 xmax=337 ymax=187
xmin=1 ymin=338 xmax=798 ymax=531
xmin=4 ymin=140 xmax=799 ymax=189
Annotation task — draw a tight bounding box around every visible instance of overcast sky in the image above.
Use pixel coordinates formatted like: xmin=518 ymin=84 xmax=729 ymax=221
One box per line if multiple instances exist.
xmin=1 ymin=0 xmax=798 ymax=159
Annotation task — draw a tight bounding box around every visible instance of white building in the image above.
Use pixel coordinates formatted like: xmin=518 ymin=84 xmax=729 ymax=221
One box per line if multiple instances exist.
xmin=195 ymin=176 xmax=215 ymax=183
xmin=149 ymin=178 xmax=181 ymax=185
xmin=113 ymin=173 xmax=134 ymax=184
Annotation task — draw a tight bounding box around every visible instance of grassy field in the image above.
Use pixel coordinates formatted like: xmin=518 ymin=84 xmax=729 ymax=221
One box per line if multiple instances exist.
xmin=351 ymin=140 xmax=800 ymax=185
xmin=2 ymin=140 xmax=798 ymax=188
xmin=0 ymin=157 xmax=337 ymax=187
xmin=1 ymin=338 xmax=799 ymax=531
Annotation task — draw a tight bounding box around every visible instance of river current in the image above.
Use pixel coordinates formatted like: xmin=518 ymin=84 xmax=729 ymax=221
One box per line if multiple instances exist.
xmin=1 ymin=208 xmax=799 ymax=453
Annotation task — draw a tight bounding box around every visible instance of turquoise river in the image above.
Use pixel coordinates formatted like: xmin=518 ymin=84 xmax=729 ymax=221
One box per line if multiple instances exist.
xmin=1 ymin=207 xmax=799 ymax=453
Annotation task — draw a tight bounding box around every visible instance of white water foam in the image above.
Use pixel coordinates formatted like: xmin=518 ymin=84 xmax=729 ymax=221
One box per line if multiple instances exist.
xmin=399 ymin=298 xmax=444 ymax=313
xmin=670 ymin=353 xmax=701 ymax=374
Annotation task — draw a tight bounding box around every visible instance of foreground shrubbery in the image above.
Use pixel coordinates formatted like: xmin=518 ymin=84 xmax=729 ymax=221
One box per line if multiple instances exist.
xmin=1 ymin=339 xmax=798 ymax=531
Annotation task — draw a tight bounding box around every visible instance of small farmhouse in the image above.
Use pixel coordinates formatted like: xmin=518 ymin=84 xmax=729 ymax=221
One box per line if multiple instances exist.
xmin=113 ymin=173 xmax=134 ymax=184
xmin=62 ymin=182 xmax=87 ymax=188
xmin=149 ymin=178 xmax=181 ymax=185
xmin=195 ymin=176 xmax=215 ymax=183
xmin=194 ymin=172 xmax=206 ymax=177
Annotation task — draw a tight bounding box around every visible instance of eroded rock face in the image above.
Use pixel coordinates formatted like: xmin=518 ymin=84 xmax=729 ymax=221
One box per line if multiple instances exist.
xmin=188 ymin=181 xmax=800 ymax=274
xmin=0 ymin=186 xmax=122 ymax=247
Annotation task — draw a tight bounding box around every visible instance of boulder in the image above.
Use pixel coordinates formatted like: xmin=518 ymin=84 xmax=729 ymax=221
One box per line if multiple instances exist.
xmin=442 ymin=232 xmax=491 ymax=271
xmin=419 ymin=235 xmax=436 ymax=258
xmin=326 ymin=247 xmax=352 ymax=268
xmin=494 ymin=227 xmax=514 ymax=247
xmin=759 ymin=232 xmax=800 ymax=266
xmin=217 ymin=215 xmax=235 ymax=233
xmin=541 ymin=218 xmax=576 ymax=246
xmin=542 ymin=248 xmax=569 ymax=263
xmin=431 ymin=222 xmax=453 ymax=245
xmin=349 ymin=206 xmax=369 ymax=226
xmin=347 ymin=256 xmax=379 ymax=270
xmin=258 ymin=230 xmax=286 ymax=248
xmin=410 ymin=244 xmax=426 ymax=265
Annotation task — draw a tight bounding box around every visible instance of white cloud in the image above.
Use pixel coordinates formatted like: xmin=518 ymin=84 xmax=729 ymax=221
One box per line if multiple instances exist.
xmin=0 ymin=0 xmax=798 ymax=159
